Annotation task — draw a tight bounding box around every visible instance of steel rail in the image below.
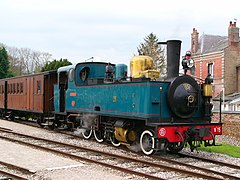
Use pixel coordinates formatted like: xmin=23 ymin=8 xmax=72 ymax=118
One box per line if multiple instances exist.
xmin=0 ymin=169 xmax=29 ymax=180
xmin=0 ymin=160 xmax=35 ymax=175
xmin=0 ymin=126 xmax=13 ymax=131
xmin=153 ymin=155 xmax=240 ymax=180
xmin=177 ymin=152 xmax=240 ymax=170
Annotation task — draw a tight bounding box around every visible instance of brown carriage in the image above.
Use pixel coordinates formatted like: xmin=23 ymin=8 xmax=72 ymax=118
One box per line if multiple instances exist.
xmin=0 ymin=71 xmax=57 ymax=121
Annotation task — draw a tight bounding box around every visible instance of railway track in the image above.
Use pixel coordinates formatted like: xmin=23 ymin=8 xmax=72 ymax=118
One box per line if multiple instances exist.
xmin=0 ymin=129 xmax=240 ymax=179
xmin=153 ymin=153 xmax=240 ymax=180
xmin=177 ymin=152 xmax=240 ymax=170
xmin=0 ymin=160 xmax=35 ymax=180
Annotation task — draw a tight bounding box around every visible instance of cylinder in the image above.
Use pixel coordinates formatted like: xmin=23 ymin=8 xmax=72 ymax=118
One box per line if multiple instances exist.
xmin=166 ymin=40 xmax=182 ymax=79
xmin=115 ymin=64 xmax=128 ymax=80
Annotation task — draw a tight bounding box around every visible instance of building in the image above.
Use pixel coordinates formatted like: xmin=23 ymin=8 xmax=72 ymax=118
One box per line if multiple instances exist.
xmin=190 ymin=21 xmax=240 ymax=111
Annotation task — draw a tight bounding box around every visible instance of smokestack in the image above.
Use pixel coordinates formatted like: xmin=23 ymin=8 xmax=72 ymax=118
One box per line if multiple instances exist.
xmin=166 ymin=40 xmax=182 ymax=79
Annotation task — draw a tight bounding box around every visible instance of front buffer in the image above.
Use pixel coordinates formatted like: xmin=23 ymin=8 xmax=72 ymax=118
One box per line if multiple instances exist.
xmin=157 ymin=123 xmax=223 ymax=152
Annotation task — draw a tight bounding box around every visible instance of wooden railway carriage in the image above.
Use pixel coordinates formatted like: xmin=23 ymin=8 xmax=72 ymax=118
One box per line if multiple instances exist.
xmin=0 ymin=71 xmax=57 ymax=121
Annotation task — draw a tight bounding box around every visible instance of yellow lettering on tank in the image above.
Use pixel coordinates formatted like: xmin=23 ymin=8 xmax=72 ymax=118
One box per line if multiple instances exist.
xmin=113 ymin=96 xmax=117 ymax=102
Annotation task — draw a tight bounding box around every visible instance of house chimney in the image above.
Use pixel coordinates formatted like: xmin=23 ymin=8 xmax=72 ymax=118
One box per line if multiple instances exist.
xmin=228 ymin=21 xmax=239 ymax=46
xmin=191 ymin=28 xmax=199 ymax=53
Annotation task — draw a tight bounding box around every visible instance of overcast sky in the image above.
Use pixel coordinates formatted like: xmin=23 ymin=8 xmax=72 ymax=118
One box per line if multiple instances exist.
xmin=0 ymin=0 xmax=239 ymax=65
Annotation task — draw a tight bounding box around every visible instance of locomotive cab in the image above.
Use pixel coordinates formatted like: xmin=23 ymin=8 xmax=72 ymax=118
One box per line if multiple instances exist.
xmin=75 ymin=62 xmax=115 ymax=85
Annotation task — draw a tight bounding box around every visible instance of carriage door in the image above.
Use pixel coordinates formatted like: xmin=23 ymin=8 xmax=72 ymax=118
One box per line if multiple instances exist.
xmin=59 ymin=71 xmax=68 ymax=112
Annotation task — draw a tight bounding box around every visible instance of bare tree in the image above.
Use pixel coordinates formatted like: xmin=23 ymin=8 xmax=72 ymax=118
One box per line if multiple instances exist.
xmin=7 ymin=47 xmax=22 ymax=76
xmin=32 ymin=51 xmax=52 ymax=73
xmin=5 ymin=45 xmax=52 ymax=75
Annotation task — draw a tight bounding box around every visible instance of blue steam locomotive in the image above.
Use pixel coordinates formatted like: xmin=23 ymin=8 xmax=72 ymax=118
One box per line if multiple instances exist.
xmin=0 ymin=40 xmax=222 ymax=155
xmin=52 ymin=40 xmax=222 ymax=155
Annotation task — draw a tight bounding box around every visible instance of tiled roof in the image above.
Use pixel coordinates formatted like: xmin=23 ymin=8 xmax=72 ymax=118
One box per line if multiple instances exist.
xmin=195 ymin=34 xmax=228 ymax=54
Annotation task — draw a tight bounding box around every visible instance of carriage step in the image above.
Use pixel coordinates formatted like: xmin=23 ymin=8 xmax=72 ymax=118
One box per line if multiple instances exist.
xmin=41 ymin=122 xmax=54 ymax=126
xmin=58 ymin=127 xmax=67 ymax=130
xmin=44 ymin=117 xmax=55 ymax=120
xmin=5 ymin=112 xmax=12 ymax=118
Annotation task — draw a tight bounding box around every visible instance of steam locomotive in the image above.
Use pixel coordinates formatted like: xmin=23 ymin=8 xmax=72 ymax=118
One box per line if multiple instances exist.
xmin=0 ymin=40 xmax=222 ymax=155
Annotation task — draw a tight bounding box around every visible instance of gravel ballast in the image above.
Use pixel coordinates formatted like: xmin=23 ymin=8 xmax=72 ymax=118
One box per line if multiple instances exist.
xmin=0 ymin=120 xmax=140 ymax=179
xmin=0 ymin=119 xmax=239 ymax=179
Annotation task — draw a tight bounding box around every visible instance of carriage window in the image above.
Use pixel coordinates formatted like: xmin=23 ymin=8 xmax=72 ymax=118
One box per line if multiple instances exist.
xmin=37 ymin=81 xmax=41 ymax=94
xmin=17 ymin=83 xmax=20 ymax=94
xmin=13 ymin=83 xmax=16 ymax=94
xmin=80 ymin=67 xmax=89 ymax=82
xmin=10 ymin=84 xmax=12 ymax=94
xmin=20 ymin=83 xmax=24 ymax=93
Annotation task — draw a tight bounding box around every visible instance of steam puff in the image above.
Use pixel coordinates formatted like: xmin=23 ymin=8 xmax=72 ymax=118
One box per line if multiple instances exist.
xmin=81 ymin=114 xmax=97 ymax=128
xmin=127 ymin=143 xmax=141 ymax=152
xmin=74 ymin=113 xmax=98 ymax=137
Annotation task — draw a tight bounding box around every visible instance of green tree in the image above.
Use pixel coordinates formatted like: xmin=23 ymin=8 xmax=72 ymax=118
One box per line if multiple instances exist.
xmin=0 ymin=47 xmax=12 ymax=78
xmin=41 ymin=58 xmax=72 ymax=72
xmin=137 ymin=33 xmax=166 ymax=76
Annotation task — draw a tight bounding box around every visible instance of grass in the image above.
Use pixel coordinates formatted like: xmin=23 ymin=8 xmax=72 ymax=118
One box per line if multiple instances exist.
xmin=197 ymin=143 xmax=240 ymax=158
